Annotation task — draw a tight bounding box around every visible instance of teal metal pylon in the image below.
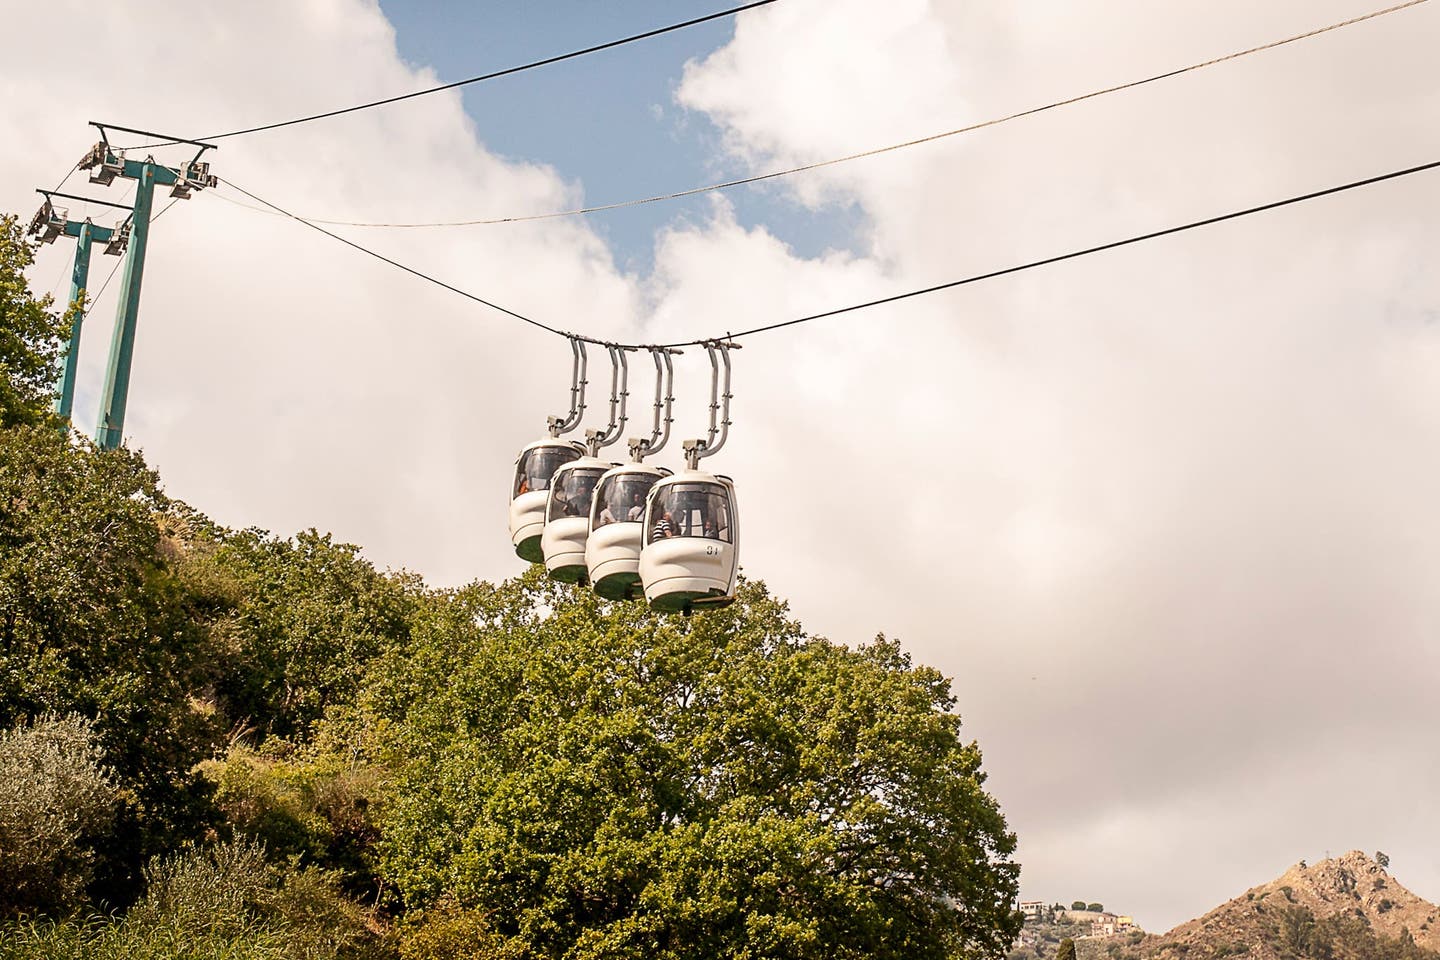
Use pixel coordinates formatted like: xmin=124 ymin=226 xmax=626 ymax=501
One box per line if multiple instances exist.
xmin=27 ymin=194 xmax=128 ymax=425
xmin=78 ymin=128 xmax=216 ymax=450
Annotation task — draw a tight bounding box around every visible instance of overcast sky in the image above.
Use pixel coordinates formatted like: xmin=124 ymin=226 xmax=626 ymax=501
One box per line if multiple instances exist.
xmin=4 ymin=0 xmax=1438 ymax=932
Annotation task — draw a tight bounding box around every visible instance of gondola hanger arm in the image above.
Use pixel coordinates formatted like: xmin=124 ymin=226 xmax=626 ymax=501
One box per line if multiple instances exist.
xmin=548 ymin=337 xmax=587 ymax=437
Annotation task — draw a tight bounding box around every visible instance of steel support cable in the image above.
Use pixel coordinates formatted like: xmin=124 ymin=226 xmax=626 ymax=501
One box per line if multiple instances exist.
xmin=197 ymin=0 xmax=1429 ymax=229
xmin=117 ymin=0 xmax=778 ymax=149
xmin=218 ymin=178 xmax=570 ymax=338
xmin=221 ymin=158 xmax=1440 ymax=349
xmin=53 ymin=160 xmax=80 ymax=194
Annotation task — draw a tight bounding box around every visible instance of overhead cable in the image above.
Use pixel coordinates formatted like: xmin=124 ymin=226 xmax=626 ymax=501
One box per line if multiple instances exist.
xmin=119 ymin=0 xmax=778 ymax=148
xmin=217 ymin=179 xmax=570 ymax=338
xmin=202 ymin=0 xmax=1428 ymax=229
xmin=220 ymin=157 xmax=1440 ymax=348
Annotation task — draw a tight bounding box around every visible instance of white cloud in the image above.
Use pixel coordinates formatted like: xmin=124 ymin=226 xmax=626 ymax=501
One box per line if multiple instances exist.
xmin=6 ymin=0 xmax=1440 ymax=933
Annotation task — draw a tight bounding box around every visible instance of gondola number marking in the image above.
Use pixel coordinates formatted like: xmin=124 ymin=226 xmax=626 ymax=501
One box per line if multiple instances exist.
xmin=705 ymin=544 xmax=721 ymax=556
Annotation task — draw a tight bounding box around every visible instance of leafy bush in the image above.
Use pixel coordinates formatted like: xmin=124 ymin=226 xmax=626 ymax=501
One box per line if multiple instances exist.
xmin=0 ymin=840 xmax=393 ymax=960
xmin=201 ymin=741 xmax=387 ymax=902
xmin=397 ymin=900 xmax=511 ymax=960
xmin=0 ymin=714 xmax=115 ymax=917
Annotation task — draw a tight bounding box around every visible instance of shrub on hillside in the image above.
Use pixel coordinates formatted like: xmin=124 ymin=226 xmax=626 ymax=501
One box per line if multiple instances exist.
xmin=200 ymin=741 xmax=387 ymax=902
xmin=0 ymin=840 xmax=393 ymax=960
xmin=0 ymin=714 xmax=115 ymax=917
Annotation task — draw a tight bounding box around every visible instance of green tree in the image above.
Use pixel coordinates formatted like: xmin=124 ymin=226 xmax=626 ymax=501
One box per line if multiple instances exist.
xmin=1071 ymin=902 xmax=1086 ymax=912
xmin=0 ymin=425 xmax=225 ymax=905
xmin=0 ymin=213 xmax=70 ymax=426
xmin=1087 ymin=903 xmax=1104 ymax=913
xmin=377 ymin=573 xmax=1020 ymax=960
xmin=193 ymin=527 xmax=418 ymax=740
xmin=1056 ymin=937 xmax=1077 ymax=960
xmin=1377 ymin=850 xmax=1391 ymax=868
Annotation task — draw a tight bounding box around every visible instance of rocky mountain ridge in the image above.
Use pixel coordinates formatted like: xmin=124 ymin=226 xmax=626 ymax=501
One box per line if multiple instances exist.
xmin=1146 ymin=851 xmax=1437 ymax=959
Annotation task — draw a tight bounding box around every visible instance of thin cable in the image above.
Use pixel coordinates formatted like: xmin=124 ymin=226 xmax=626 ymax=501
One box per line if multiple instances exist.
xmin=48 ymin=248 xmax=74 ymax=303
xmin=119 ymin=0 xmax=778 ymax=148
xmin=217 ymin=178 xmax=569 ymax=338
xmin=201 ymin=0 xmax=1429 ymax=229
xmin=220 ymin=158 xmax=1440 ymax=349
xmin=53 ymin=160 xmax=80 ymax=194
xmin=715 ymin=159 xmax=1440 ymax=342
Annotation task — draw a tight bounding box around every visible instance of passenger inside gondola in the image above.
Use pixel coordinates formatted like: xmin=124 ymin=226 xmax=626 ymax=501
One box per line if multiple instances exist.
xmin=550 ymin=469 xmax=600 ymax=520
xmin=647 ymin=482 xmax=731 ymax=542
xmin=514 ymin=446 xmax=580 ymax=498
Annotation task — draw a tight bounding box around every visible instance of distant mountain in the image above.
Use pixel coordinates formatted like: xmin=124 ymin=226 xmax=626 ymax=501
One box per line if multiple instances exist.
xmin=1143 ymin=851 xmax=1438 ymax=960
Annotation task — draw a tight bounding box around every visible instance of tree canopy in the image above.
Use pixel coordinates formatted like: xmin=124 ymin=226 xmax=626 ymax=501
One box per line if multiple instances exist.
xmin=0 ymin=214 xmax=69 ymax=427
xmin=375 ymin=574 xmax=1020 ymax=960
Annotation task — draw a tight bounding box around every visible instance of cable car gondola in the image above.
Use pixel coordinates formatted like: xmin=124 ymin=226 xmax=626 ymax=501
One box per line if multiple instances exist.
xmin=510 ymin=438 xmax=584 ymax=562
xmin=541 ymin=344 xmax=630 ymax=583
xmin=640 ymin=469 xmax=739 ymax=611
xmin=509 ymin=339 xmax=588 ymax=563
xmin=639 ymin=340 xmax=741 ymax=612
xmin=586 ymin=348 xmax=680 ymax=600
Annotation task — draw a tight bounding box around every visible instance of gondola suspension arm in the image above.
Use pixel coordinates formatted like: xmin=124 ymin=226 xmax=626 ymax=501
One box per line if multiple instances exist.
xmin=547 ymin=337 xmax=587 ymax=437
xmin=585 ymin=344 xmax=631 ymax=456
xmin=684 ymin=340 xmax=738 ymax=470
xmin=629 ymin=346 xmax=681 ymax=462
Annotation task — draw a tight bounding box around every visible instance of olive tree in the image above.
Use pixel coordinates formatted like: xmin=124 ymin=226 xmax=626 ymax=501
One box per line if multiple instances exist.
xmin=0 ymin=715 xmax=115 ymax=916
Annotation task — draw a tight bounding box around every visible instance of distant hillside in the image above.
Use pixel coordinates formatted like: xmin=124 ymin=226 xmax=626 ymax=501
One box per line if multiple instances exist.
xmin=1143 ymin=851 xmax=1438 ymax=960
xmin=1009 ymin=907 xmax=1145 ymax=960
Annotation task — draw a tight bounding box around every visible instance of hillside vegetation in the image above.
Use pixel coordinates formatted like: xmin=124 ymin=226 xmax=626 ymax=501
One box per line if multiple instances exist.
xmin=0 ymin=212 xmax=1023 ymax=959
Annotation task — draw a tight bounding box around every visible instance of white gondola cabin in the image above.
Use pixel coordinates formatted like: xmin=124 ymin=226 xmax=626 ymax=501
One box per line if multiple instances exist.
xmin=585 ymin=463 xmax=672 ymax=601
xmin=541 ymin=457 xmax=616 ymax=583
xmin=509 ymin=439 xmax=584 ymax=562
xmin=639 ymin=470 xmax=739 ymax=612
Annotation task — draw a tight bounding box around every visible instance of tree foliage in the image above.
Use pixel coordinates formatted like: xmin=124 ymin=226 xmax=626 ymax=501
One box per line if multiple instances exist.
xmin=0 ymin=214 xmax=69 ymax=427
xmin=193 ymin=527 xmax=419 ymax=739
xmin=1270 ymin=904 xmax=1437 ymax=960
xmin=377 ymin=573 xmax=1020 ymax=960
xmin=0 ymin=425 xmax=225 ymax=902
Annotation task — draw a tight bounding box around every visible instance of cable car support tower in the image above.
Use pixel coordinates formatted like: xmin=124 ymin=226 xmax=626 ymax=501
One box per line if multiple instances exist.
xmin=65 ymin=122 xmax=218 ymax=449
xmin=26 ymin=190 xmax=133 ymax=423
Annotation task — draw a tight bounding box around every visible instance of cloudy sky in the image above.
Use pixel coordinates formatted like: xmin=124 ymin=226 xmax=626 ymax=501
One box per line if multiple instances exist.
xmin=5 ymin=0 xmax=1439 ymax=932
